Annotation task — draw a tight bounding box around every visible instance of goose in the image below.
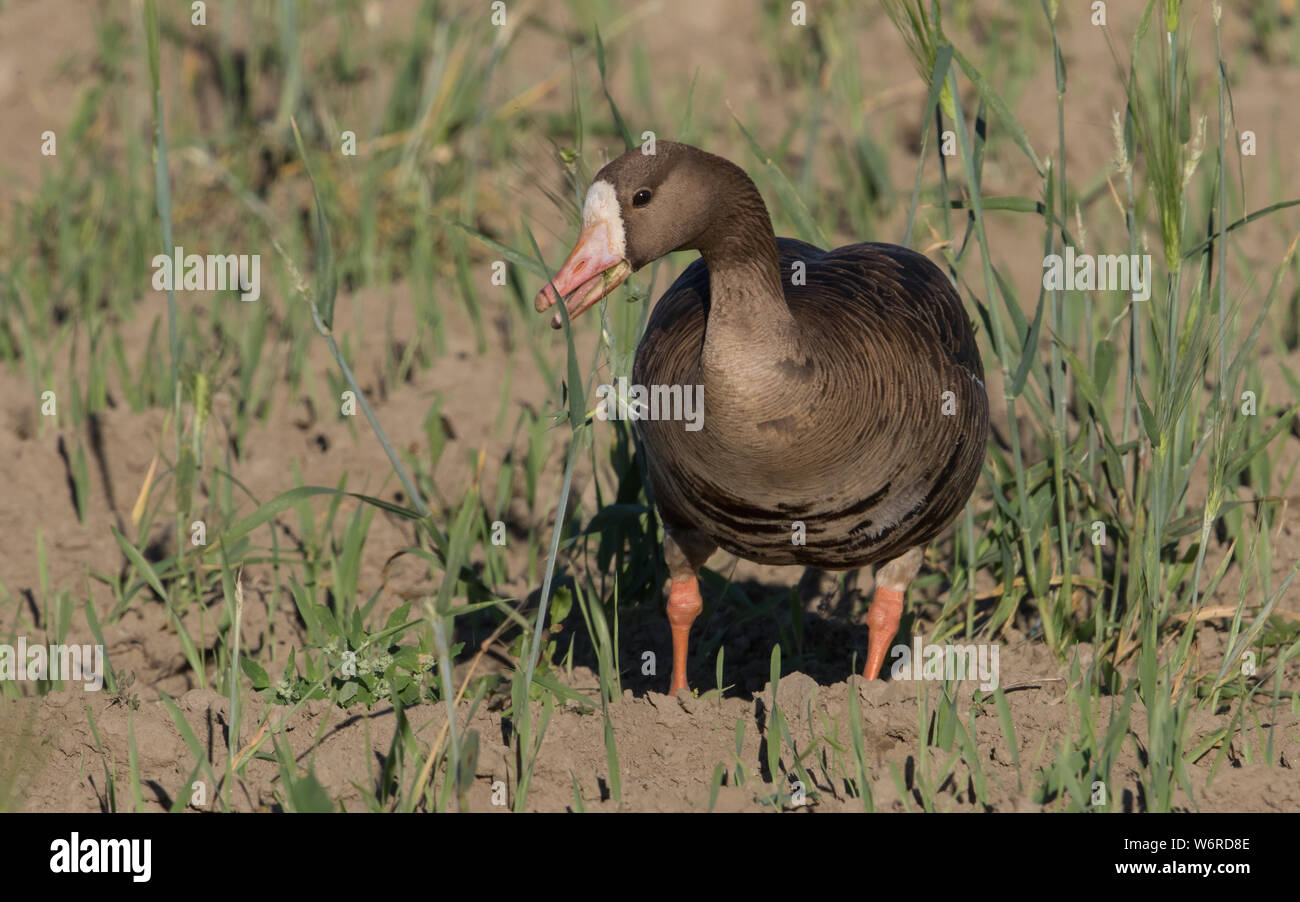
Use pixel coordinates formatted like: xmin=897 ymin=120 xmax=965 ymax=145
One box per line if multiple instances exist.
xmin=535 ymin=141 xmax=989 ymax=693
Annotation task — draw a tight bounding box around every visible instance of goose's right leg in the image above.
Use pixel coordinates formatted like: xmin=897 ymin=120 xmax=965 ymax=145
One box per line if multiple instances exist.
xmin=863 ymin=547 xmax=922 ymax=680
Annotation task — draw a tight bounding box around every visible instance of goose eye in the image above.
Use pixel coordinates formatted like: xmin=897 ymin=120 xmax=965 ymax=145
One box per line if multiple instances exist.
xmin=632 ymin=189 xmax=652 ymax=207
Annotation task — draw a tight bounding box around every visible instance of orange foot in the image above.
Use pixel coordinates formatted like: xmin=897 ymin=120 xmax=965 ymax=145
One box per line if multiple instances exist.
xmin=862 ymin=584 xmax=903 ymax=680
xmin=667 ymin=577 xmax=703 ymax=693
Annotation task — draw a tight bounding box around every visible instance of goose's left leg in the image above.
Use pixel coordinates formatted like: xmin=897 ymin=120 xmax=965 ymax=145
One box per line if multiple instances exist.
xmin=662 ymin=527 xmax=717 ymax=694
xmin=863 ymin=547 xmax=923 ymax=680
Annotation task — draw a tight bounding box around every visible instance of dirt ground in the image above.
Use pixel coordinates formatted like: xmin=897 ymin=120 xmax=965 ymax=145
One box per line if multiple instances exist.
xmin=1 ymin=0 xmax=1298 ymax=812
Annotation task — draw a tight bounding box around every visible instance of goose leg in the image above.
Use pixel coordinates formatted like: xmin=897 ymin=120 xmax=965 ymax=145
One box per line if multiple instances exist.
xmin=863 ymin=547 xmax=923 ymax=680
xmin=667 ymin=579 xmax=702 ymax=694
xmin=662 ymin=528 xmax=717 ymax=694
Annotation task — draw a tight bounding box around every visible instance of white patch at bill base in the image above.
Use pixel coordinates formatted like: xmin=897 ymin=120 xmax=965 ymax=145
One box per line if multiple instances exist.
xmin=582 ymin=180 xmax=627 ymax=258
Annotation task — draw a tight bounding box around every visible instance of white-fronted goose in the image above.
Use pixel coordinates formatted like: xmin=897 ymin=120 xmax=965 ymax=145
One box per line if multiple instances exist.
xmin=535 ymin=141 xmax=989 ymax=693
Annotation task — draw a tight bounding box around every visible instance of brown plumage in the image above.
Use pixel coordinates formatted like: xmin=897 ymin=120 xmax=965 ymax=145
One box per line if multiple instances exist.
xmin=535 ymin=141 xmax=989 ymax=692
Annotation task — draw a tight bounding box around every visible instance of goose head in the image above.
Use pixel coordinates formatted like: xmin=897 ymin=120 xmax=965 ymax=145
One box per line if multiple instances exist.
xmin=534 ymin=142 xmax=726 ymax=326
